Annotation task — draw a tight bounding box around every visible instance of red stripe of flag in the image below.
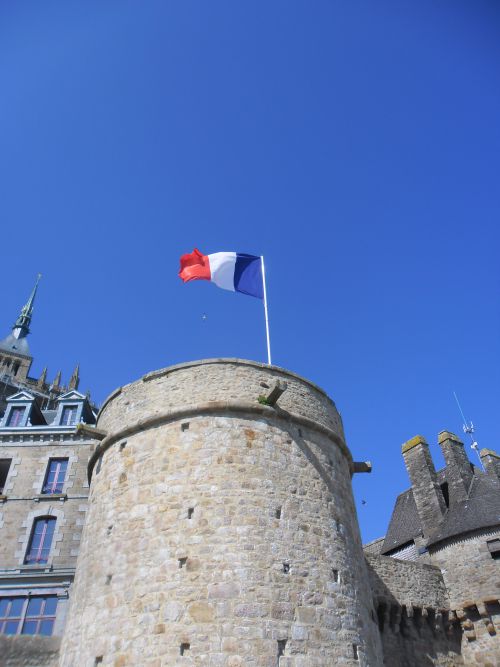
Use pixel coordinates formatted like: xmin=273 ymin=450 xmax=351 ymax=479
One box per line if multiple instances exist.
xmin=179 ymin=248 xmax=211 ymax=283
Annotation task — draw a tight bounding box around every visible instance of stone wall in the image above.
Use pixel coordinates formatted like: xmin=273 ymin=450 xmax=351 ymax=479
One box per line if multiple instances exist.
xmin=0 ymin=635 xmax=60 ymax=667
xmin=366 ymin=554 xmax=463 ymax=666
xmin=59 ymin=360 xmax=383 ymax=667
xmin=0 ymin=436 xmax=93 ymax=570
xmin=96 ymin=358 xmax=346 ymax=445
xmin=429 ymin=529 xmax=500 ymax=665
xmin=366 ymin=554 xmax=449 ymax=610
xmin=429 ymin=529 xmax=500 ymax=609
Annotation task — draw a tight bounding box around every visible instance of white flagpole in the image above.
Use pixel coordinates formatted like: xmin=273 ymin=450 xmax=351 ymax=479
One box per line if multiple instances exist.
xmin=261 ymin=255 xmax=272 ymax=365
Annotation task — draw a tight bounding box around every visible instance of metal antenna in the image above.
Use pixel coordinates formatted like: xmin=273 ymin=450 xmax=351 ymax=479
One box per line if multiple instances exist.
xmin=453 ymin=391 xmax=483 ymax=470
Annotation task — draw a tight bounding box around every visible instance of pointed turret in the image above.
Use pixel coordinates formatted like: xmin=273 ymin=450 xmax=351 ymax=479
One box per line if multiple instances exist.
xmin=37 ymin=367 xmax=48 ymax=388
xmin=69 ymin=364 xmax=80 ymax=390
xmin=11 ymin=274 xmax=41 ymax=340
xmin=0 ymin=274 xmax=41 ymax=370
xmin=52 ymin=370 xmax=62 ymax=389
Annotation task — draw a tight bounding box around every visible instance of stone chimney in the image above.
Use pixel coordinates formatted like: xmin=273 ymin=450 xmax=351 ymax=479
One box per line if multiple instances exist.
xmin=402 ymin=435 xmax=446 ymax=538
xmin=438 ymin=431 xmax=474 ymax=504
xmin=480 ymin=448 xmax=500 ymax=479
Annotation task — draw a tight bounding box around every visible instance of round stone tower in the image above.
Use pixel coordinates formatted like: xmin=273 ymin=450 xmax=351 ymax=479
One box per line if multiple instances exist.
xmin=59 ymin=359 xmax=382 ymax=667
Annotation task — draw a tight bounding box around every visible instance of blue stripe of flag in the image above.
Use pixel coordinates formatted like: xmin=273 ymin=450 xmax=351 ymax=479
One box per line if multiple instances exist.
xmin=234 ymin=254 xmax=263 ymax=299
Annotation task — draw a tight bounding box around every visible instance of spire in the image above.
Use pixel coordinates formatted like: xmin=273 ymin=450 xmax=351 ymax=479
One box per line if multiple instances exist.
xmin=69 ymin=363 xmax=80 ymax=390
xmin=37 ymin=366 xmax=48 ymax=388
xmin=52 ymin=370 xmax=62 ymax=389
xmin=12 ymin=274 xmax=42 ymax=340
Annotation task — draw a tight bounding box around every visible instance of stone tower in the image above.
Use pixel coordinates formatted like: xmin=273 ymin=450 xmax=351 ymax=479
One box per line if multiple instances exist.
xmin=58 ymin=359 xmax=383 ymax=667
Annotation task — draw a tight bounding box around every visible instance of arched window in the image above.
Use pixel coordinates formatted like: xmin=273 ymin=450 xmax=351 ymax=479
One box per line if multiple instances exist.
xmin=24 ymin=517 xmax=56 ymax=565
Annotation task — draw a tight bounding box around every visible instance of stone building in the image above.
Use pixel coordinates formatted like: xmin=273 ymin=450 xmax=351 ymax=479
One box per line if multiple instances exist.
xmin=0 ymin=281 xmax=98 ymax=666
xmin=365 ymin=433 xmax=500 ymax=666
xmin=1 ymin=284 xmax=499 ymax=666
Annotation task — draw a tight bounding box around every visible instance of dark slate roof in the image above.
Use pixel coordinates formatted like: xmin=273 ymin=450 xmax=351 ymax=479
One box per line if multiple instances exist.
xmin=427 ymin=472 xmax=500 ymax=547
xmin=0 ymin=333 xmax=31 ymax=357
xmin=42 ymin=410 xmax=57 ymax=425
xmin=381 ymin=488 xmax=422 ymax=554
xmin=381 ymin=467 xmax=500 ymax=554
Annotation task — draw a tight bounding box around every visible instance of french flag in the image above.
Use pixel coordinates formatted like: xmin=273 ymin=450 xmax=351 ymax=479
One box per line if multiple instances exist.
xmin=179 ymin=249 xmax=264 ymax=299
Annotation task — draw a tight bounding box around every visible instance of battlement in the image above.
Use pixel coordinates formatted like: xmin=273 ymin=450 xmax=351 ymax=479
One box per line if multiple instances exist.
xmin=92 ymin=358 xmax=349 ymax=479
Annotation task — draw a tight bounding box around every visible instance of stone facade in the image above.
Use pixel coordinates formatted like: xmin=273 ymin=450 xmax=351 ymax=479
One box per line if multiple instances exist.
xmin=0 ymin=635 xmax=60 ymax=667
xmin=59 ymin=359 xmax=383 ymax=667
xmin=0 ymin=287 xmax=97 ymax=667
xmin=373 ymin=430 xmax=500 ymax=666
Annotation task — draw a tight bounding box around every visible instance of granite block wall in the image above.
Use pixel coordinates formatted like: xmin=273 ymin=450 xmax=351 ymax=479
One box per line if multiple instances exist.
xmin=366 ymin=554 xmax=463 ymax=666
xmin=0 ymin=635 xmax=60 ymax=667
xmin=59 ymin=360 xmax=383 ymax=667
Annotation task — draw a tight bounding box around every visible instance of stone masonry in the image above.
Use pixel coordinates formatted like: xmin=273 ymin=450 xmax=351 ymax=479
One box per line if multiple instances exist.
xmin=58 ymin=359 xmax=383 ymax=667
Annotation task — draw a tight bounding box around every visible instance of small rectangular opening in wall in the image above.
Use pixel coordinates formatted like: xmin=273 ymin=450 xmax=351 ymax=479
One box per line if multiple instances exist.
xmin=180 ymin=643 xmax=190 ymax=655
xmin=275 ymin=507 xmax=281 ymax=519
xmin=277 ymin=639 xmax=287 ymax=658
xmin=119 ymin=441 xmax=127 ymax=451
xmin=179 ymin=557 xmax=187 ymax=568
xmin=105 ymin=574 xmax=112 ymax=585
xmin=187 ymin=508 xmax=194 ymax=519
xmin=353 ymin=644 xmax=359 ymax=661
xmin=297 ymin=428 xmax=302 ymax=437
xmin=107 ymin=525 xmax=113 ymax=536
xmin=332 ymin=568 xmax=339 ymax=583
xmin=487 ymin=538 xmax=500 ymax=560
xmin=282 ymin=562 xmax=290 ymax=574
xmin=440 ymin=481 xmax=449 ymax=508
xmin=181 ymin=423 xmax=190 ymax=431
xmin=0 ymin=459 xmax=11 ymax=494
xmin=94 ymin=658 xmax=103 ymax=666
xmin=95 ymin=456 xmax=103 ymax=475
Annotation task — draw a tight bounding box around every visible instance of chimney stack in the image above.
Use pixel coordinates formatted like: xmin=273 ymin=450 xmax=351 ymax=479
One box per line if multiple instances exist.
xmin=402 ymin=435 xmax=446 ymax=538
xmin=438 ymin=431 xmax=474 ymax=504
xmin=480 ymin=448 xmax=500 ymax=480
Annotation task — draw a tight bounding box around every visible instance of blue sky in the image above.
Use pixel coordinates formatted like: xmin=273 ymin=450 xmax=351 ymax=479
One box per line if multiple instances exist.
xmin=1 ymin=1 xmax=498 ymax=542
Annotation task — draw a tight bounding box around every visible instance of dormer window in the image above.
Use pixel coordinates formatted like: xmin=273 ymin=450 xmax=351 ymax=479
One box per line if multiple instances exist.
xmin=61 ymin=406 xmax=78 ymax=426
xmin=7 ymin=407 xmax=25 ymax=427
xmin=54 ymin=390 xmax=94 ymax=427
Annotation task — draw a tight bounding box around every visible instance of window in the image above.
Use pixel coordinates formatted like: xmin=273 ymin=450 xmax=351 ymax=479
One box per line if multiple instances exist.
xmin=60 ymin=405 xmax=78 ymax=426
xmin=487 ymin=539 xmax=500 ymax=560
xmin=0 ymin=596 xmax=58 ymax=635
xmin=0 ymin=459 xmax=11 ymax=494
xmin=440 ymin=482 xmax=449 ymax=508
xmin=7 ymin=407 xmax=25 ymax=427
xmin=25 ymin=517 xmax=56 ymax=564
xmin=42 ymin=459 xmax=68 ymax=495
